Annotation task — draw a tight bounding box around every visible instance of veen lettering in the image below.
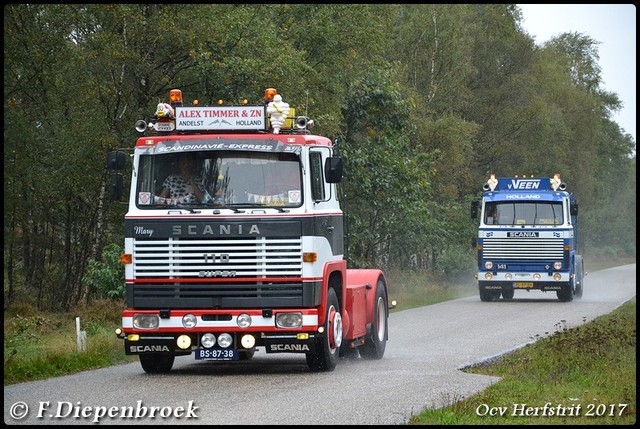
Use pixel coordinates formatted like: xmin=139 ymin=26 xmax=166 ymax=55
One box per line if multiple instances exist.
xmin=509 ymin=180 xmax=541 ymax=190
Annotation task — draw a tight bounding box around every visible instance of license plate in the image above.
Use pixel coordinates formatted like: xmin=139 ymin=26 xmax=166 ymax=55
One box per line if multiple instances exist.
xmin=514 ymin=282 xmax=534 ymax=288
xmin=195 ymin=349 xmax=238 ymax=361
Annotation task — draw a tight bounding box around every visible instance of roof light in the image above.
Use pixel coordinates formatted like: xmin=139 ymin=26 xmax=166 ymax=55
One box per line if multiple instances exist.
xmin=264 ymin=88 xmax=277 ymax=102
xmin=550 ymin=173 xmax=562 ymax=190
xmin=169 ymin=89 xmax=183 ymax=106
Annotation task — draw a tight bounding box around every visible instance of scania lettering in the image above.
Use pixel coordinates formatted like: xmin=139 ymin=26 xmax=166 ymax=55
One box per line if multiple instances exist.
xmin=108 ymin=87 xmax=394 ymax=373
xmin=471 ymin=174 xmax=585 ymax=302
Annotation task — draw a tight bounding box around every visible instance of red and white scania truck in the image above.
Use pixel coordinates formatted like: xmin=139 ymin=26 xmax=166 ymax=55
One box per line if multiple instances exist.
xmin=108 ymin=88 xmax=393 ymax=373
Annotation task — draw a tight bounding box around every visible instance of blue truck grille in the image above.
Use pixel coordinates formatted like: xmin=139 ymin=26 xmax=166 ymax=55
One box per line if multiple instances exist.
xmin=482 ymin=238 xmax=564 ymax=260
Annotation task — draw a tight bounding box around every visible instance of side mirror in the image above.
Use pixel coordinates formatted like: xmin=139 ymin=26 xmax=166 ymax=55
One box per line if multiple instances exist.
xmin=107 ymin=151 xmax=127 ymax=171
xmin=110 ymin=173 xmax=124 ymax=201
xmin=470 ymin=200 xmax=479 ymax=219
xmin=325 ymin=157 xmax=343 ymax=183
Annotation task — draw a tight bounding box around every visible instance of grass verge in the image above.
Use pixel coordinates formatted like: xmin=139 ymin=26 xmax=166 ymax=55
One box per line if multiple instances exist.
xmin=407 ymin=297 xmax=636 ymax=425
xmin=4 ymin=299 xmax=136 ymax=385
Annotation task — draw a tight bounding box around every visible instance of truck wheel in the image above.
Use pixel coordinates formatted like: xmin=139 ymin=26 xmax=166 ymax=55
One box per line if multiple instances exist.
xmin=557 ymin=284 xmax=574 ymax=302
xmin=139 ymin=353 xmax=175 ymax=373
xmin=239 ymin=349 xmax=256 ymax=360
xmin=306 ymin=287 xmax=341 ymax=372
xmin=359 ymin=279 xmax=388 ymax=360
xmin=573 ymin=255 xmax=584 ymax=299
xmin=501 ymin=289 xmax=514 ymax=300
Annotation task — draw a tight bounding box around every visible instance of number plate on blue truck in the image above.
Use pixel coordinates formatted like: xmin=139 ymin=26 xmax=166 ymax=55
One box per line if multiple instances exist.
xmin=515 ymin=282 xmax=534 ymax=288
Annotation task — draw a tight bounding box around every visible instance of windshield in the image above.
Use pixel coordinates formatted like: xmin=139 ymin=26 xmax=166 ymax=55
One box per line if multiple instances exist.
xmin=484 ymin=201 xmax=563 ymax=226
xmin=135 ymin=151 xmax=302 ymax=209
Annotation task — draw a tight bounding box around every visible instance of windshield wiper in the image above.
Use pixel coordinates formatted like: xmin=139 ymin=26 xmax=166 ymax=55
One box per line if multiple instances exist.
xmin=227 ymin=203 xmax=289 ymax=213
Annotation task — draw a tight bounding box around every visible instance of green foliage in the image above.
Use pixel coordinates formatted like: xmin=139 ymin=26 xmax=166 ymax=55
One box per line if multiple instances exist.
xmin=82 ymin=243 xmax=125 ymax=299
xmin=3 ymin=4 xmax=636 ymax=310
xmin=435 ymin=246 xmax=475 ymax=281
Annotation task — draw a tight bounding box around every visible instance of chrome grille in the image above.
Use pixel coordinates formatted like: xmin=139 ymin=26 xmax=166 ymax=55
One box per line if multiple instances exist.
xmin=133 ymin=237 xmax=302 ymax=278
xmin=482 ymin=238 xmax=564 ymax=260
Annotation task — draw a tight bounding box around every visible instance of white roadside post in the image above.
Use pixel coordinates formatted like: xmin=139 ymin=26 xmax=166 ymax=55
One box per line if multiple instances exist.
xmin=76 ymin=316 xmax=87 ymax=352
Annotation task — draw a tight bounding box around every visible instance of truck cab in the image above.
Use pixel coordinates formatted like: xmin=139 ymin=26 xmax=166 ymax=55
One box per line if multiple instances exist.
xmin=472 ymin=174 xmax=584 ymax=302
xmin=108 ymin=88 xmax=391 ymax=373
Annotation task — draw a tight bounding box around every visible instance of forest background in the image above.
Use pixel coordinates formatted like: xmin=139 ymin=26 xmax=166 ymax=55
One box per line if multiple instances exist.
xmin=4 ymin=4 xmax=636 ymax=312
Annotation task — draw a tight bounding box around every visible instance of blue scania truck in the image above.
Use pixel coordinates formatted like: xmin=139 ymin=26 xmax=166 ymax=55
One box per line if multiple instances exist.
xmin=471 ymin=174 xmax=584 ymax=302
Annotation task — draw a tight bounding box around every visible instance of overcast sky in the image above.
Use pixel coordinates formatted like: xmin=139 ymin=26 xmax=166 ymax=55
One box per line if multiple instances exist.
xmin=517 ymin=4 xmax=636 ymax=143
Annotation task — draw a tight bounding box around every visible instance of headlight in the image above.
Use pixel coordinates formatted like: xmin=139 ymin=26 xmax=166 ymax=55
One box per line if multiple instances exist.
xmin=182 ymin=314 xmax=197 ymax=329
xmin=217 ymin=333 xmax=233 ymax=348
xmin=484 ymin=273 xmax=493 ymax=280
xmin=505 ymin=273 xmax=513 ymax=280
xmin=553 ymin=261 xmax=562 ymax=270
xmin=484 ymin=261 xmax=494 ymax=270
xmin=133 ymin=314 xmax=159 ymax=329
xmin=533 ymin=273 xmax=541 ymax=280
xmin=237 ymin=313 xmax=252 ymax=328
xmin=553 ymin=273 xmax=562 ymax=281
xmin=201 ymin=333 xmax=216 ymax=348
xmin=275 ymin=312 xmax=303 ymax=328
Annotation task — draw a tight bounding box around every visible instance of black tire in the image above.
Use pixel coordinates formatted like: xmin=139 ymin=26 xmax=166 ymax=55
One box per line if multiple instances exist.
xmin=501 ymin=289 xmax=514 ymax=300
xmin=557 ymin=284 xmax=574 ymax=302
xmin=573 ymin=255 xmax=584 ymax=299
xmin=139 ymin=353 xmax=175 ymax=373
xmin=306 ymin=287 xmax=341 ymax=372
xmin=239 ymin=349 xmax=256 ymax=360
xmin=359 ymin=279 xmax=388 ymax=360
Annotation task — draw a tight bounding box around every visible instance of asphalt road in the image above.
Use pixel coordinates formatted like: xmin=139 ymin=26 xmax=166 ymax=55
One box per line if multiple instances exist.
xmin=4 ymin=263 xmax=636 ymax=425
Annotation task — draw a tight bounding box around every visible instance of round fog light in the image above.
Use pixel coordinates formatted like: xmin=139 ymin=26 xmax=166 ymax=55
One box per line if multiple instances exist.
xmin=201 ymin=333 xmax=216 ymax=348
xmin=553 ymin=261 xmax=563 ymax=270
xmin=177 ymin=334 xmax=191 ymax=350
xmin=218 ymin=333 xmax=233 ymax=348
xmin=241 ymin=334 xmax=256 ymax=349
